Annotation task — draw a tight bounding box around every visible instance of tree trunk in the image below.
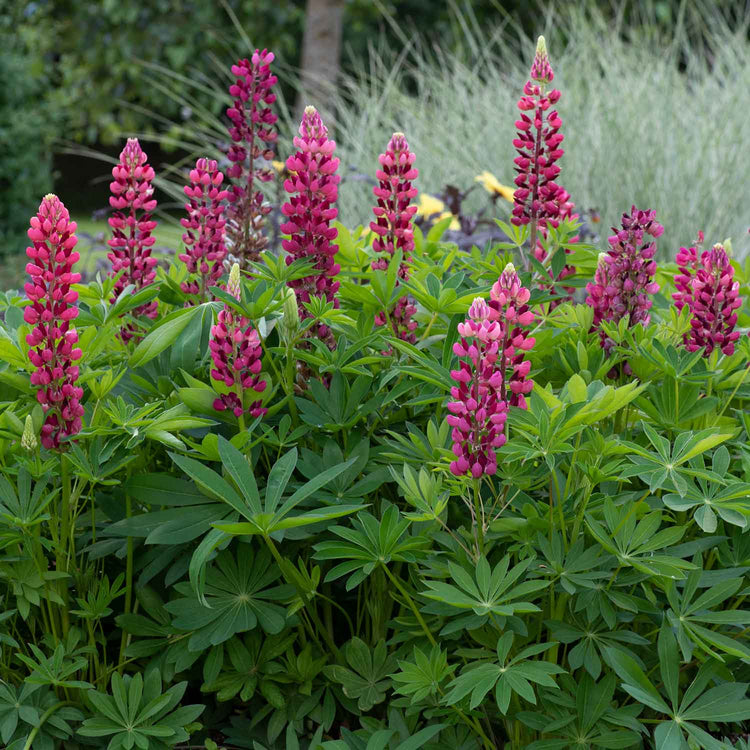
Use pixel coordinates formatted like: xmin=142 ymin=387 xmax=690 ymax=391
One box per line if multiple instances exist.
xmin=297 ymin=0 xmax=344 ymax=127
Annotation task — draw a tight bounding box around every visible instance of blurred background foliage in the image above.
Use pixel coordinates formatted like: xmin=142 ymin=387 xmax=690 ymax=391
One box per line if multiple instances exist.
xmin=1 ymin=0 xmax=749 ymax=260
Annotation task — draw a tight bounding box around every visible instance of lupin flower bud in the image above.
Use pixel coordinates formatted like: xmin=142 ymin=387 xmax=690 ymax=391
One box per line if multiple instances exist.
xmin=282 ymin=106 xmax=341 ymax=348
xmin=447 ymin=297 xmax=508 ymax=478
xmin=281 ymin=285 xmax=299 ymax=340
xmin=585 ymin=206 xmax=662 ymax=354
xmin=107 ymin=137 xmax=159 ymax=339
xmin=179 ymin=157 xmax=229 ymax=302
xmin=21 ymin=415 xmax=37 ymax=453
xmin=530 ymin=36 xmax=554 ymax=83
xmin=225 ymin=50 xmax=278 ymax=266
xmin=370 ymin=132 xmax=419 ymax=345
xmin=24 ymin=194 xmax=84 ymax=450
xmin=677 ymin=243 xmax=741 ymax=356
xmin=208 ymin=264 xmax=267 ymax=419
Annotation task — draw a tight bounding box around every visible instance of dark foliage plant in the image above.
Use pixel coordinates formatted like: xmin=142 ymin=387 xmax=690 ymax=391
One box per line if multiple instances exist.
xmin=1 ymin=33 xmax=750 ymax=750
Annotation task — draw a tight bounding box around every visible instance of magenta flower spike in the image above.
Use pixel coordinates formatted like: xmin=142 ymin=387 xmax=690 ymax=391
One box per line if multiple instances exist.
xmin=677 ymin=242 xmax=742 ymax=357
xmin=488 ymin=263 xmax=536 ymax=409
xmin=585 ymin=206 xmax=663 ymax=354
xmin=208 ymin=264 xmax=267 ymax=419
xmin=281 ymin=105 xmax=341 ymax=348
xmin=225 ymin=49 xmax=278 ymax=266
xmin=447 ymin=297 xmax=508 ymax=478
xmin=179 ymin=157 xmax=229 ymax=302
xmin=447 ymin=265 xmax=536 ymax=478
xmin=370 ymin=132 xmax=419 ymax=344
xmin=512 ymin=36 xmax=568 ymax=257
xmin=673 ymin=231 xmax=703 ymax=312
xmin=24 ymin=195 xmax=84 ymax=450
xmin=107 ymin=137 xmax=159 ymax=339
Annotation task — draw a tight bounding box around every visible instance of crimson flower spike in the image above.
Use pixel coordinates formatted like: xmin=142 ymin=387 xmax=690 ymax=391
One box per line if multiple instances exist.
xmin=25 ymin=194 xmax=84 ymax=450
xmin=225 ymin=50 xmax=278 ymax=267
xmin=585 ymin=206 xmax=663 ymax=359
xmin=107 ymin=137 xmax=159 ymax=340
xmin=675 ymin=241 xmax=741 ymax=357
xmin=281 ymin=105 xmax=341 ymax=349
xmin=512 ymin=36 xmax=572 ymax=272
xmin=179 ymin=157 xmax=229 ymax=303
xmin=208 ymin=263 xmax=267 ymax=420
xmin=370 ymin=132 xmax=419 ymax=346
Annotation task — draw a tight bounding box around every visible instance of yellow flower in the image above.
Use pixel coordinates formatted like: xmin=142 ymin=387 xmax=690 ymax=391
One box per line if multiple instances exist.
xmin=416 ymin=193 xmax=447 ymax=218
xmin=416 ymin=194 xmax=460 ymax=230
xmin=475 ymin=171 xmax=515 ymax=203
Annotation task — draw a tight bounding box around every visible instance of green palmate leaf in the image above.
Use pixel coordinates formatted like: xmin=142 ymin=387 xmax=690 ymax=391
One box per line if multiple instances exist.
xmin=130 ymin=304 xmax=204 ymax=367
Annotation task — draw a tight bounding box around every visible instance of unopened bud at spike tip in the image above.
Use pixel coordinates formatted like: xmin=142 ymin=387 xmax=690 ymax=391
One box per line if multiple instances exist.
xmin=228 ymin=263 xmax=241 ymax=300
xmin=21 ymin=415 xmax=37 ymax=452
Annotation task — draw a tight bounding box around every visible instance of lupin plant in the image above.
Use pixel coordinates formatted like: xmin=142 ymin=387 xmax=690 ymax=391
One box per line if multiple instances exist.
xmin=179 ymin=157 xmax=229 ymax=302
xmin=208 ymin=263 xmax=267 ymax=427
xmin=107 ymin=137 xmax=159 ymax=338
xmin=24 ymin=194 xmax=84 ymax=450
xmin=281 ymin=105 xmax=341 ymax=348
xmin=675 ymin=240 xmax=742 ymax=356
xmin=225 ymin=49 xmax=278 ymax=266
xmin=2 ymin=33 xmax=750 ymax=750
xmin=370 ymin=132 xmax=419 ymax=344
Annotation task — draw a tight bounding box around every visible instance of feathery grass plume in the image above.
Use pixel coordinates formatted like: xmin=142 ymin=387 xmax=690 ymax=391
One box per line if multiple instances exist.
xmin=25 ymin=194 xmax=84 ymax=449
xmin=225 ymin=50 xmax=278 ymax=267
xmin=282 ymin=105 xmax=341 ymax=348
xmin=586 ymin=206 xmax=662 ymax=356
xmin=370 ymin=132 xmax=419 ymax=345
xmin=447 ymin=297 xmax=508 ymax=478
xmin=676 ymin=242 xmax=741 ymax=356
xmin=488 ymin=263 xmax=536 ymax=409
xmin=208 ymin=263 xmax=267 ymax=419
xmin=107 ymin=137 xmax=159 ymax=339
xmin=179 ymin=157 xmax=229 ymax=303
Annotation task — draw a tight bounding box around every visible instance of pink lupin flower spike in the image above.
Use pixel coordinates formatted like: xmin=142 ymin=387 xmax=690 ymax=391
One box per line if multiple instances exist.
xmin=24 ymin=195 xmax=84 ymax=450
xmin=370 ymin=132 xmax=419 ymax=345
xmin=225 ymin=49 xmax=278 ymax=266
xmin=677 ymin=242 xmax=742 ymax=357
xmin=673 ymin=231 xmax=704 ymax=312
xmin=512 ymin=36 xmax=569 ymax=262
xmin=447 ymin=297 xmax=508 ymax=478
xmin=107 ymin=137 xmax=159 ymax=339
xmin=179 ymin=157 xmax=229 ymax=303
xmin=488 ymin=263 xmax=536 ymax=409
xmin=281 ymin=105 xmax=341 ymax=348
xmin=585 ymin=206 xmax=663 ymax=355
xmin=208 ymin=263 xmax=267 ymax=419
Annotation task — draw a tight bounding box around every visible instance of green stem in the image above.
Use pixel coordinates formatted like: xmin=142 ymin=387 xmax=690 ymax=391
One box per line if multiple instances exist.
xmin=419 ymin=312 xmax=438 ymax=343
xmin=382 ymin=564 xmax=436 ymax=646
xmin=118 ymin=493 xmax=134 ymax=671
xmin=473 ymin=479 xmax=485 ymax=557
xmin=710 ymin=364 xmax=750 ymax=427
xmin=23 ymin=702 xmax=76 ymax=750
xmin=264 ymin=535 xmax=341 ymax=660
xmin=58 ymin=455 xmax=71 ymax=638
xmin=550 ymin=469 xmax=568 ymax=551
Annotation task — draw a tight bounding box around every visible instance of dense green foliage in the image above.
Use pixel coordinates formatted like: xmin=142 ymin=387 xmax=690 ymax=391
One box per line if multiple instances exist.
xmin=1 ymin=209 xmax=750 ymax=748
